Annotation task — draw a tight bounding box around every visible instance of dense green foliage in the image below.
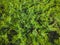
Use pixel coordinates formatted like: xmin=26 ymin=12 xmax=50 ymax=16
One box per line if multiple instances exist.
xmin=0 ymin=0 xmax=60 ymax=45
